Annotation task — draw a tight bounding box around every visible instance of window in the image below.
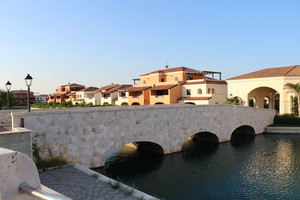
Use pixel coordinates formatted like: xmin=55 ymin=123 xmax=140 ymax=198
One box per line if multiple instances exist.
xmin=207 ymin=88 xmax=211 ymax=94
xmin=161 ymin=78 xmax=165 ymax=82
xmin=211 ymin=88 xmax=215 ymax=94
xmin=187 ymin=76 xmax=193 ymax=80
xmin=174 ymin=76 xmax=178 ymax=81
xmin=143 ymin=80 xmax=146 ymax=84
xmin=186 ymin=89 xmax=191 ymax=95
xmin=120 ymin=92 xmax=126 ymax=97
xmin=197 ymin=89 xmax=202 ymax=94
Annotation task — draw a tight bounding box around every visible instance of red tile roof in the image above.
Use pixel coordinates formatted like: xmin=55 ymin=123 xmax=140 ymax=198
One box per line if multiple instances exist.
xmin=179 ymin=97 xmax=212 ymax=101
xmin=61 ymin=83 xmax=85 ymax=87
xmin=102 ymin=85 xmax=132 ymax=94
xmin=126 ymin=86 xmax=152 ymax=92
xmin=227 ymin=65 xmax=300 ymax=80
xmin=93 ymin=84 xmax=119 ymax=93
xmin=141 ymin=67 xmax=200 ymax=76
xmin=78 ymin=87 xmax=99 ymax=92
xmin=150 ymin=84 xmax=178 ymax=91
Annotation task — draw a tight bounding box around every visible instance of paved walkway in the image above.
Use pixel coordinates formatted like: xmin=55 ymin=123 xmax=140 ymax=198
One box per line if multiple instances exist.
xmin=39 ymin=166 xmax=139 ymax=200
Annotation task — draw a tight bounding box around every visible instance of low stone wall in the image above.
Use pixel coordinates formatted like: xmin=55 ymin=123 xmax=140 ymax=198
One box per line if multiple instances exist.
xmin=0 ymin=128 xmax=32 ymax=158
xmin=11 ymin=105 xmax=276 ymax=168
xmin=266 ymin=126 xmax=300 ymax=134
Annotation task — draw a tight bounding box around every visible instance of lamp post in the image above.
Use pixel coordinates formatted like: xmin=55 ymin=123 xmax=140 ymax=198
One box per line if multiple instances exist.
xmin=25 ymin=74 xmax=33 ymax=112
xmin=5 ymin=81 xmax=11 ymax=110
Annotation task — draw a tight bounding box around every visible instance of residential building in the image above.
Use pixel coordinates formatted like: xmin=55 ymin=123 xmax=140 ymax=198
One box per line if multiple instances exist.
xmin=73 ymin=87 xmax=99 ymax=105
xmin=128 ymin=66 xmax=227 ymax=105
xmin=12 ymin=90 xmax=35 ymax=106
xmin=48 ymin=83 xmax=85 ymax=103
xmin=34 ymin=93 xmax=49 ymax=103
xmin=93 ymin=84 xmax=119 ymax=105
xmin=227 ymin=65 xmax=300 ymax=114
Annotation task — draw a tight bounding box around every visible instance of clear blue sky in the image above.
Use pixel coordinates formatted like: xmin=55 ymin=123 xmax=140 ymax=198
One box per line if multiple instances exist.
xmin=1 ymin=0 xmax=299 ymax=94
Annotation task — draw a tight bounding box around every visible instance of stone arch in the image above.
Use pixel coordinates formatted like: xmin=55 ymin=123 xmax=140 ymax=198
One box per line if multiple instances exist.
xmin=121 ymin=102 xmax=128 ymax=106
xmin=248 ymin=87 xmax=279 ymax=112
xmin=186 ymin=131 xmax=219 ymax=143
xmin=184 ymin=102 xmax=196 ymax=105
xmin=155 ymin=102 xmax=164 ymax=105
xmin=131 ymin=102 xmax=140 ymax=105
xmin=231 ymin=125 xmax=256 ymax=146
xmin=103 ymin=102 xmax=109 ymax=105
xmin=103 ymin=140 xmax=164 ymax=176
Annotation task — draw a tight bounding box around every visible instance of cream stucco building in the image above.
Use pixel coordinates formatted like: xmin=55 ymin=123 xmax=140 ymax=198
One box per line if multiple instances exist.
xmin=227 ymin=65 xmax=300 ymax=114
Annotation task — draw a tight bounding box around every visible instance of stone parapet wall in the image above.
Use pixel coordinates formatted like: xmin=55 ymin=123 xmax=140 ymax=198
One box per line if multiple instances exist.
xmin=11 ymin=105 xmax=276 ymax=168
xmin=0 ymin=128 xmax=32 ymax=158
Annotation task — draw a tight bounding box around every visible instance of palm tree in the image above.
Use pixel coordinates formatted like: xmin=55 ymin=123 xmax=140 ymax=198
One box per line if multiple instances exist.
xmin=285 ymin=83 xmax=300 ymax=116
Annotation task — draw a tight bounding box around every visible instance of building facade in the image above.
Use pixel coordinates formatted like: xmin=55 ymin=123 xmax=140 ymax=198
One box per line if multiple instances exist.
xmin=227 ymin=65 xmax=300 ymax=114
xmin=48 ymin=83 xmax=85 ymax=103
xmin=127 ymin=66 xmax=227 ymax=105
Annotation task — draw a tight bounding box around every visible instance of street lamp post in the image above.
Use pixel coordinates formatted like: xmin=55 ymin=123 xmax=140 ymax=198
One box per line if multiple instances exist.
xmin=5 ymin=81 xmax=11 ymax=110
xmin=25 ymin=74 xmax=33 ymax=112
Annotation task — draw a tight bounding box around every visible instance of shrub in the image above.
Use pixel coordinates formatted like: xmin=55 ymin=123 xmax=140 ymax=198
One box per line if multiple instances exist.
xmin=273 ymin=114 xmax=300 ymax=126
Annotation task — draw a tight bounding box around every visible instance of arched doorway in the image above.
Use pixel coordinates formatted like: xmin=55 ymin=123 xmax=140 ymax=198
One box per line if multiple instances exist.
xmin=121 ymin=102 xmax=128 ymax=106
xmin=155 ymin=102 xmax=164 ymax=105
xmin=131 ymin=102 xmax=140 ymax=106
xmin=248 ymin=87 xmax=279 ymax=112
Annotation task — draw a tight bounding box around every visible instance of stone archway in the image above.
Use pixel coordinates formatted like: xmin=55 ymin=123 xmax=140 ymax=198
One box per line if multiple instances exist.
xmin=248 ymin=87 xmax=279 ymax=112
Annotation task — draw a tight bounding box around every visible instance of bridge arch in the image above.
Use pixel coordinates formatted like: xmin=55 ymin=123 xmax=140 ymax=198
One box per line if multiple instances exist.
xmin=104 ymin=140 xmax=165 ymax=166
xmin=185 ymin=131 xmax=219 ymax=144
xmin=230 ymin=125 xmax=256 ymax=146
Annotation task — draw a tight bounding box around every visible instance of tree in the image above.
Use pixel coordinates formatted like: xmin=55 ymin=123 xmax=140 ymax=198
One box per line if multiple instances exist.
xmin=0 ymin=90 xmax=17 ymax=110
xmin=285 ymin=83 xmax=300 ymax=116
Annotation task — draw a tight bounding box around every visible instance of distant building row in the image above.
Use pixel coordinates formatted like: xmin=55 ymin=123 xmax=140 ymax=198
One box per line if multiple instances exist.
xmin=48 ymin=66 xmax=228 ymax=106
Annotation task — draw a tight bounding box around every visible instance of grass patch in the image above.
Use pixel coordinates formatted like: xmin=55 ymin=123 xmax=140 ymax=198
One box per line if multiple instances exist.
xmin=91 ymin=173 xmax=100 ymax=179
xmin=122 ymin=187 xmax=134 ymax=196
xmin=108 ymin=180 xmax=121 ymax=189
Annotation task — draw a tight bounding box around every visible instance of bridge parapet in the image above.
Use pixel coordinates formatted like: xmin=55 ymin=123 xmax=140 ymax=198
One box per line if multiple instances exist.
xmin=11 ymin=105 xmax=276 ymax=168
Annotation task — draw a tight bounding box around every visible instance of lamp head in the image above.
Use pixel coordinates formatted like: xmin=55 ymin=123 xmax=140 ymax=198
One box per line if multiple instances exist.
xmin=25 ymin=74 xmax=33 ymax=87
xmin=5 ymin=81 xmax=11 ymax=91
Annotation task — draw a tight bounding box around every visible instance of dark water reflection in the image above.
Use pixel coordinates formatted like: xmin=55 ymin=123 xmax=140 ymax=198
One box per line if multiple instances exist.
xmin=95 ymin=134 xmax=300 ymax=200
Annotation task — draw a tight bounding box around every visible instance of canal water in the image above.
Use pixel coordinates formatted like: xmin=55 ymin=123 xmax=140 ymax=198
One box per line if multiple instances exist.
xmin=95 ymin=134 xmax=300 ymax=200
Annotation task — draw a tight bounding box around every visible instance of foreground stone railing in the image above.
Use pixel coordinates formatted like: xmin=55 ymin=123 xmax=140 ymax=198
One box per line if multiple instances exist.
xmin=0 ymin=148 xmax=40 ymax=200
xmin=0 ymin=147 xmax=71 ymax=200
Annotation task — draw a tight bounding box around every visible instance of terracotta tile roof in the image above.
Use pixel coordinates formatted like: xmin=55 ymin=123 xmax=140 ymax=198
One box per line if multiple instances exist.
xmin=102 ymin=85 xmax=132 ymax=94
xmin=141 ymin=67 xmax=200 ymax=76
xmin=227 ymin=65 xmax=300 ymax=80
xmin=183 ymin=80 xmax=227 ymax=85
xmin=150 ymin=84 xmax=178 ymax=91
xmin=93 ymin=84 xmax=119 ymax=93
xmin=179 ymin=97 xmax=212 ymax=101
xmin=78 ymin=87 xmax=99 ymax=92
xmin=126 ymin=86 xmax=152 ymax=92
xmin=61 ymin=83 xmax=85 ymax=87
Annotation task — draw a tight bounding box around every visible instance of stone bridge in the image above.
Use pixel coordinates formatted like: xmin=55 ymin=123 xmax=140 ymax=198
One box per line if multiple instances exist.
xmin=11 ymin=104 xmax=276 ymax=168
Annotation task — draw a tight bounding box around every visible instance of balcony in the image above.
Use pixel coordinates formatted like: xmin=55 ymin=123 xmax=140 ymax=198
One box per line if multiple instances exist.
xmin=132 ymin=96 xmax=139 ymax=98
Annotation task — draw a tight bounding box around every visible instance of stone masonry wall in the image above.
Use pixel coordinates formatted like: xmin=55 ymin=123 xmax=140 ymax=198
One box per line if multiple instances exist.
xmin=11 ymin=105 xmax=276 ymax=168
